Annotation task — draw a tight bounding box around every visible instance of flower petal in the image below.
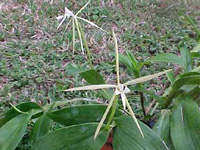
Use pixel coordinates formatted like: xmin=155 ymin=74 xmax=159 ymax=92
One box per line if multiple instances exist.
xmin=124 ymin=69 xmax=172 ymax=86
xmin=64 ymin=84 xmax=117 ymax=92
xmin=121 ymin=93 xmax=127 ymax=110
xmin=125 ymin=96 xmax=144 ymax=137
xmin=94 ymin=93 xmax=116 ymax=139
xmin=56 ymin=15 xmax=64 ymax=20
xmin=64 ymin=7 xmax=74 ymax=17
xmin=77 ymin=17 xmax=108 ymax=33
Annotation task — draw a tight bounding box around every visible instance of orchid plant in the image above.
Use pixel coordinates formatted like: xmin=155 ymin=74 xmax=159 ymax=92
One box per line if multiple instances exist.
xmin=64 ymin=30 xmax=171 ymax=139
xmin=57 ymin=1 xmax=107 ymax=55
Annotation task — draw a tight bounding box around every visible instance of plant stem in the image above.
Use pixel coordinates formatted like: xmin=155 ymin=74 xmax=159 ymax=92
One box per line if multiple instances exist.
xmin=106 ymin=95 xmax=117 ymax=130
xmin=139 ymin=91 xmax=146 ymax=116
xmin=137 ymin=82 xmax=146 ymax=116
xmin=77 ymin=20 xmax=93 ymax=69
xmin=134 ymin=70 xmax=146 ymax=116
xmin=146 ymin=82 xmax=169 ymax=114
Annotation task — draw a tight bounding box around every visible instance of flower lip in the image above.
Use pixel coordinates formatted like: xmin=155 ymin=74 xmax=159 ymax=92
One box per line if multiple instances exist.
xmin=115 ymin=84 xmax=130 ymax=95
xmin=64 ymin=7 xmax=74 ymax=17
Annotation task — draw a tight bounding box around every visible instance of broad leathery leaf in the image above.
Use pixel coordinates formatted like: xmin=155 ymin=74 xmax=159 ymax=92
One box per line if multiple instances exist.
xmin=47 ymin=104 xmax=122 ymax=126
xmin=187 ymin=86 xmax=200 ymax=100
xmin=31 ymin=113 xmax=52 ymax=143
xmin=0 ymin=102 xmax=42 ymax=127
xmin=163 ymin=73 xmax=200 ymax=107
xmin=0 ymin=113 xmax=32 ymax=150
xmin=171 ymin=74 xmax=200 ymax=90
xmin=80 ymin=69 xmax=105 ymax=85
xmin=31 ymin=123 xmax=109 ymax=150
xmin=153 ymin=110 xmax=174 ymax=150
xmin=146 ymin=53 xmax=186 ymax=69
xmin=65 ymin=64 xmax=87 ymax=75
xmin=167 ymin=72 xmax=200 ymax=92
xmin=178 ymin=71 xmax=200 ymax=78
xmin=170 ymin=99 xmax=200 ymax=150
xmin=165 ymin=73 xmax=200 ymax=106
xmin=180 ymin=47 xmax=192 ymax=71
xmin=80 ymin=69 xmax=113 ymax=100
xmin=113 ymin=116 xmax=169 ymax=150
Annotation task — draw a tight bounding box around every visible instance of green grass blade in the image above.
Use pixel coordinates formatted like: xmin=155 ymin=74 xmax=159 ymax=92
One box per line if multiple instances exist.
xmin=146 ymin=53 xmax=186 ymax=69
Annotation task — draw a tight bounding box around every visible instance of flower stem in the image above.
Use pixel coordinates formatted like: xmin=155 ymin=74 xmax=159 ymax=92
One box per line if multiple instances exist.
xmin=77 ymin=20 xmax=93 ymax=69
xmin=106 ymin=95 xmax=118 ymax=130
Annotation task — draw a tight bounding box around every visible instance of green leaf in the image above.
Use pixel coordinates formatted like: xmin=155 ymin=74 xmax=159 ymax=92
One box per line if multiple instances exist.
xmin=0 ymin=102 xmax=42 ymax=127
xmin=47 ymin=104 xmax=122 ymax=126
xmin=146 ymin=53 xmax=186 ymax=68
xmin=80 ymin=69 xmax=112 ymax=100
xmin=166 ymin=70 xmax=175 ymax=84
xmin=153 ymin=110 xmax=170 ymax=140
xmin=111 ymin=52 xmax=132 ymax=70
xmin=126 ymin=51 xmax=138 ymax=68
xmin=170 ymin=98 xmax=200 ymax=150
xmin=191 ymin=52 xmax=200 ymax=58
xmin=171 ymin=74 xmax=200 ymax=90
xmin=65 ymin=64 xmax=87 ymax=75
xmin=31 ymin=114 xmax=52 ymax=143
xmin=187 ymin=86 xmax=200 ymax=100
xmin=31 ymin=123 xmax=109 ymax=150
xmin=80 ymin=69 xmax=105 ymax=85
xmin=0 ymin=113 xmax=32 ymax=150
xmin=164 ymin=73 xmax=200 ymax=107
xmin=153 ymin=110 xmax=174 ymax=149
xmin=180 ymin=47 xmax=192 ymax=71
xmin=113 ymin=116 xmax=169 ymax=150
xmin=126 ymin=51 xmax=140 ymax=77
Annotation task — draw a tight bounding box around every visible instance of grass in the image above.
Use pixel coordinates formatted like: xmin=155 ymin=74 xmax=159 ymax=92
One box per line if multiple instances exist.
xmin=0 ymin=0 xmax=199 ymax=114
